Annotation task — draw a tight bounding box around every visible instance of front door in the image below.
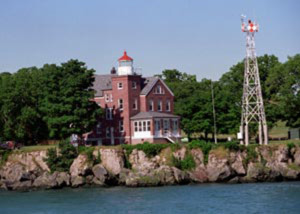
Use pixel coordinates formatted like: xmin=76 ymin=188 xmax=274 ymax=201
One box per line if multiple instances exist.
xmin=163 ymin=119 xmax=170 ymax=136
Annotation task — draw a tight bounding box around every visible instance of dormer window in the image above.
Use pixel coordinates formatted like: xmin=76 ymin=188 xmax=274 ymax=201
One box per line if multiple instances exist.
xmin=154 ymin=85 xmax=164 ymax=94
xmin=132 ymin=81 xmax=137 ymax=89
xmin=118 ymin=82 xmax=123 ymax=89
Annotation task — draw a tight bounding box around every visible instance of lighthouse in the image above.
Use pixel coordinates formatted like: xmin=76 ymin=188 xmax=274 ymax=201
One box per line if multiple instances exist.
xmin=117 ymin=51 xmax=134 ymax=75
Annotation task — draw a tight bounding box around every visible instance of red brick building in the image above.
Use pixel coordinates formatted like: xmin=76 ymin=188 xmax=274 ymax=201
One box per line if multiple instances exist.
xmin=85 ymin=51 xmax=181 ymax=145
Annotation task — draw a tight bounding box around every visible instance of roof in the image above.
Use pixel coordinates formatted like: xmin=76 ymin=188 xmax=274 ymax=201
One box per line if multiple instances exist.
xmin=92 ymin=74 xmax=116 ymax=97
xmin=140 ymin=77 xmax=159 ymax=95
xmin=118 ymin=51 xmax=133 ymax=61
xmin=92 ymin=74 xmax=174 ymax=97
xmin=131 ymin=112 xmax=180 ymax=120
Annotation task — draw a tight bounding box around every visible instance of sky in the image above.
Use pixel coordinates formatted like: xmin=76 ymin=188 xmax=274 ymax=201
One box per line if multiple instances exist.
xmin=0 ymin=0 xmax=299 ymax=80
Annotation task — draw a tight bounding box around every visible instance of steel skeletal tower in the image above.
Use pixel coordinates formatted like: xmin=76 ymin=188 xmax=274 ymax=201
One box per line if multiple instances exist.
xmin=239 ymin=16 xmax=268 ymax=146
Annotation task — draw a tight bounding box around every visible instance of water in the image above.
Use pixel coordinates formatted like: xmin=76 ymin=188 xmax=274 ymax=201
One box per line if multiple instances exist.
xmin=0 ymin=182 xmax=300 ymax=214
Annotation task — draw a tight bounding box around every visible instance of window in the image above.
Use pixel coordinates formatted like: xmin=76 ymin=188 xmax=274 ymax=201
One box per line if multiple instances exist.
xmin=166 ymin=100 xmax=171 ymax=111
xmin=133 ymin=98 xmax=138 ymax=110
xmin=119 ymin=120 xmax=124 ymax=132
xmin=134 ymin=120 xmax=151 ymax=132
xmin=106 ymin=108 xmax=113 ymax=120
xmin=154 ymin=85 xmax=164 ymax=94
xmin=118 ymin=82 xmax=123 ymax=89
xmin=149 ymin=100 xmax=154 ymax=111
xmin=96 ymin=122 xmax=101 ymax=134
xmin=134 ymin=121 xmax=138 ymax=132
xmin=158 ymin=100 xmax=162 ymax=111
xmin=110 ymin=94 xmax=113 ymax=102
xmin=132 ymin=81 xmax=137 ymax=89
xmin=155 ymin=120 xmax=161 ymax=132
xmin=118 ymin=99 xmax=123 ymax=111
xmin=106 ymin=127 xmax=110 ymax=138
xmin=173 ymin=120 xmax=178 ymax=132
xmin=105 ymin=94 xmax=109 ymax=102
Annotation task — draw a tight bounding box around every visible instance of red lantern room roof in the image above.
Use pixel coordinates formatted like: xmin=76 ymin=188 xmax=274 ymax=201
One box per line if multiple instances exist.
xmin=118 ymin=51 xmax=133 ymax=61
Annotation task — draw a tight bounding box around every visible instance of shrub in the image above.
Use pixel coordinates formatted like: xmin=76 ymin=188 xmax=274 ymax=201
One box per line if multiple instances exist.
xmin=243 ymin=145 xmax=258 ymax=166
xmin=287 ymin=142 xmax=296 ymax=157
xmin=172 ymin=153 xmax=196 ymax=171
xmin=187 ymin=140 xmax=214 ymax=164
xmin=122 ymin=142 xmax=168 ymax=158
xmin=45 ymin=139 xmax=78 ymax=172
xmin=223 ymin=141 xmax=240 ymax=151
xmin=79 ymin=146 xmax=96 ymax=163
xmin=0 ymin=149 xmax=12 ymax=165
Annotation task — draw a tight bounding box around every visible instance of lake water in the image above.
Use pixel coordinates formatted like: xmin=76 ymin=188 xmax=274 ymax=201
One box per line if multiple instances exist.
xmin=0 ymin=182 xmax=300 ymax=214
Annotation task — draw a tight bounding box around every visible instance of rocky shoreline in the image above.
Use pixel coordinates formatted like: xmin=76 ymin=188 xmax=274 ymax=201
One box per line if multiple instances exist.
xmin=0 ymin=143 xmax=300 ymax=191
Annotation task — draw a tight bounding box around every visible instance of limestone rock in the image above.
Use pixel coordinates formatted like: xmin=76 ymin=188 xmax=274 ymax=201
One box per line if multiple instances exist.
xmin=92 ymin=164 xmax=107 ymax=183
xmin=129 ymin=149 xmax=158 ymax=173
xmin=70 ymin=154 xmax=92 ymax=177
xmin=56 ymin=172 xmax=70 ymax=187
xmin=294 ymin=147 xmax=300 ymax=165
xmin=206 ymin=150 xmax=232 ymax=182
xmin=100 ymin=149 xmax=124 ymax=176
xmin=189 ymin=166 xmax=208 ymax=183
xmin=33 ymin=172 xmax=57 ymax=189
xmin=230 ymin=152 xmax=246 ymax=175
xmin=71 ymin=176 xmax=84 ymax=187
xmin=173 ymin=147 xmax=186 ymax=161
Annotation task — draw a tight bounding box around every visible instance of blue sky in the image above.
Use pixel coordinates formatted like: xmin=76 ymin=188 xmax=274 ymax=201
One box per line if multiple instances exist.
xmin=1 ymin=0 xmax=299 ymax=80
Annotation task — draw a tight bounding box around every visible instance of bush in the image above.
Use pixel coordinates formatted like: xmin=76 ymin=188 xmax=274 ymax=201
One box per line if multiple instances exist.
xmin=187 ymin=140 xmax=214 ymax=164
xmin=243 ymin=145 xmax=258 ymax=165
xmin=223 ymin=141 xmax=240 ymax=151
xmin=287 ymin=142 xmax=296 ymax=157
xmin=79 ymin=146 xmax=95 ymax=163
xmin=172 ymin=153 xmax=196 ymax=171
xmin=122 ymin=142 xmax=168 ymax=158
xmin=45 ymin=139 xmax=78 ymax=172
xmin=0 ymin=149 xmax=12 ymax=165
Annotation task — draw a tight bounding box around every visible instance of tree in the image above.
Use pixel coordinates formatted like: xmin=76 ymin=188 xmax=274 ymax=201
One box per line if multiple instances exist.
xmin=266 ymin=54 xmax=300 ymax=127
xmin=0 ymin=68 xmax=47 ymax=144
xmin=40 ymin=60 xmax=102 ymax=139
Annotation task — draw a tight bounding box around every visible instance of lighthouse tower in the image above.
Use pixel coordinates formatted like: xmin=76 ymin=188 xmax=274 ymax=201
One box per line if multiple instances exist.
xmin=117 ymin=51 xmax=134 ymax=75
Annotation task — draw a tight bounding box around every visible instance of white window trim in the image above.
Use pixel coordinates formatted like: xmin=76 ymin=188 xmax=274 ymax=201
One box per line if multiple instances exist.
xmin=132 ymin=81 xmax=137 ymax=89
xmin=149 ymin=100 xmax=154 ymax=111
xmin=158 ymin=100 xmax=162 ymax=111
xmin=118 ymin=99 xmax=123 ymax=111
xmin=118 ymin=82 xmax=123 ymax=89
xmin=119 ymin=120 xmax=124 ymax=132
xmin=106 ymin=108 xmax=113 ymax=120
xmin=105 ymin=94 xmax=109 ymax=102
xmin=166 ymin=100 xmax=171 ymax=112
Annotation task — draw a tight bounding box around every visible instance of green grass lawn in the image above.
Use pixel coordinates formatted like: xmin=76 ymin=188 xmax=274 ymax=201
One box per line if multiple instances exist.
xmin=18 ymin=144 xmax=57 ymax=153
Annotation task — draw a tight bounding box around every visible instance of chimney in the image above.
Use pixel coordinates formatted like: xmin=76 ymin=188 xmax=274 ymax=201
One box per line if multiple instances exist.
xmin=111 ymin=67 xmax=116 ymax=74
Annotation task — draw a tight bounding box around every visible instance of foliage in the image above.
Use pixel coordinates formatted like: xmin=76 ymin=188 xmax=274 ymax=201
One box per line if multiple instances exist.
xmin=122 ymin=142 xmax=168 ymax=158
xmin=78 ymin=146 xmax=101 ymax=164
xmin=188 ymin=140 xmax=214 ymax=163
xmin=44 ymin=139 xmax=78 ymax=172
xmin=287 ymin=142 xmax=296 ymax=157
xmin=0 ymin=149 xmax=11 ymax=165
xmin=0 ymin=60 xmax=102 ymax=144
xmin=223 ymin=141 xmax=240 ymax=151
xmin=243 ymin=145 xmax=258 ymax=165
xmin=172 ymin=153 xmax=196 ymax=171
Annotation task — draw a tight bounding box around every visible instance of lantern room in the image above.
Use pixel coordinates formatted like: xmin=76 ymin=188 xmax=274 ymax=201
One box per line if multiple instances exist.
xmin=117 ymin=51 xmax=134 ymax=75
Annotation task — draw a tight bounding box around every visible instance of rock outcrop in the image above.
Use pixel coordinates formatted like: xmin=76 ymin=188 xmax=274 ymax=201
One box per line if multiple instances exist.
xmin=0 ymin=143 xmax=300 ymax=191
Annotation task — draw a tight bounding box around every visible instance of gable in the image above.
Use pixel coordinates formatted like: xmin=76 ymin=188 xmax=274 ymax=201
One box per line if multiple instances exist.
xmin=141 ymin=77 xmax=174 ymax=96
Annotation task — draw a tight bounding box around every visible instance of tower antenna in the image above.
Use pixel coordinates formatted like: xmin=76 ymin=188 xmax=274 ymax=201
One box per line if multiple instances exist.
xmin=238 ymin=15 xmax=268 ymax=146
